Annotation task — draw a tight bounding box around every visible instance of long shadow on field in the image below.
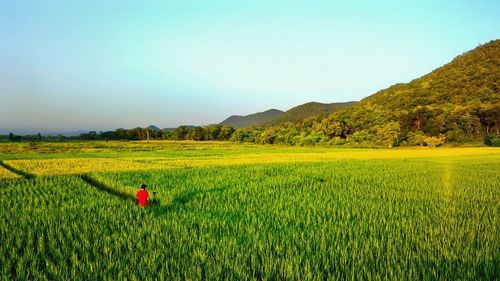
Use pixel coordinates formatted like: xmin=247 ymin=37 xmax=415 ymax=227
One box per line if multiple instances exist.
xmin=151 ymin=186 xmax=227 ymax=216
xmin=79 ymin=174 xmax=137 ymax=203
xmin=0 ymin=161 xmax=35 ymax=179
xmin=79 ymin=174 xmax=228 ymax=215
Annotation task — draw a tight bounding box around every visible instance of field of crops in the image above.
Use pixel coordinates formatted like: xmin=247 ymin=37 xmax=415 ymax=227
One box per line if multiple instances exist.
xmin=0 ymin=165 xmax=20 ymax=180
xmin=1 ymin=141 xmax=499 ymax=280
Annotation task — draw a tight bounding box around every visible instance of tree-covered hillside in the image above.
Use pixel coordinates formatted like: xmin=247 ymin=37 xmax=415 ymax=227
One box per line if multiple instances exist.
xmin=343 ymin=39 xmax=500 ymax=144
xmin=229 ymin=40 xmax=500 ymax=146
xmin=264 ymin=102 xmax=356 ymax=127
xmin=364 ymin=40 xmax=499 ymax=108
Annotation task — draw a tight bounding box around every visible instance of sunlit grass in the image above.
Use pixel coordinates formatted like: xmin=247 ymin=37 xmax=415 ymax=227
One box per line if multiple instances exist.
xmin=1 ymin=142 xmax=499 ymax=279
xmin=0 ymin=165 xmax=21 ymax=179
xmin=4 ymin=146 xmax=499 ymax=176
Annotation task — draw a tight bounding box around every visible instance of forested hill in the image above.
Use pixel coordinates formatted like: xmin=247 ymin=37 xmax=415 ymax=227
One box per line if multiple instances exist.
xmin=219 ymin=109 xmax=284 ymax=128
xmin=228 ymin=40 xmax=499 ymax=146
xmin=220 ymin=101 xmax=356 ymax=129
xmin=264 ymin=102 xmax=356 ymax=126
xmin=320 ymin=39 xmax=500 ymax=145
xmin=363 ymin=39 xmax=499 ymax=109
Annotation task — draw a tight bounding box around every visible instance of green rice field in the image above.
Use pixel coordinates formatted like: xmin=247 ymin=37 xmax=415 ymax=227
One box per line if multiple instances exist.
xmin=0 ymin=141 xmax=499 ymax=280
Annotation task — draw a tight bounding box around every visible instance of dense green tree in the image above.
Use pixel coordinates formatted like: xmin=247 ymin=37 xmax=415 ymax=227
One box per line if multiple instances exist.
xmin=218 ymin=126 xmax=235 ymax=140
xmin=423 ymin=135 xmax=446 ymax=147
xmin=230 ymin=129 xmax=253 ymax=142
xmin=484 ymin=134 xmax=500 ymax=146
xmin=188 ymin=127 xmax=205 ymax=141
xmin=374 ymin=122 xmax=401 ymax=147
xmin=407 ymin=131 xmax=426 ymax=146
xmin=259 ymin=128 xmax=277 ymax=144
xmin=315 ymin=115 xmax=345 ymax=138
xmin=171 ymin=126 xmax=189 ymax=140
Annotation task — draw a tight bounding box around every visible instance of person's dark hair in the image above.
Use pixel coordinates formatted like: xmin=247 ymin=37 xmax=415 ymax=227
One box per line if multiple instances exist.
xmin=141 ymin=184 xmax=147 ymax=189
xmin=153 ymin=191 xmax=156 ymax=195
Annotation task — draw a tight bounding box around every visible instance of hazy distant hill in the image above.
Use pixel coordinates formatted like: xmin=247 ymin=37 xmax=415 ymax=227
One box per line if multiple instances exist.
xmin=264 ymin=101 xmax=357 ymax=126
xmin=146 ymin=125 xmax=160 ymax=131
xmin=219 ymin=109 xmax=284 ymax=128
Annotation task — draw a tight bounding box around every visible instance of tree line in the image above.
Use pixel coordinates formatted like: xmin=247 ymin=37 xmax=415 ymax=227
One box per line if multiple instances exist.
xmin=3 ymin=103 xmax=499 ymax=148
xmin=1 ymin=125 xmax=236 ymax=142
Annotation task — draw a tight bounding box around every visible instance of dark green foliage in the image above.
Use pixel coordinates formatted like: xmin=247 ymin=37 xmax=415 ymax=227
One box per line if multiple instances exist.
xmin=8 ymin=133 xmax=22 ymax=142
xmin=484 ymin=134 xmax=500 ymax=146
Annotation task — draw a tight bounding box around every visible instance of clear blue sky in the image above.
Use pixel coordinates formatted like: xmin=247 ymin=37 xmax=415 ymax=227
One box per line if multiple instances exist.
xmin=1 ymin=0 xmax=498 ymax=134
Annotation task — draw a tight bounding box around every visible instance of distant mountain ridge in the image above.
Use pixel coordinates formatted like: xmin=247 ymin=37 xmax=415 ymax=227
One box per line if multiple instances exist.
xmin=146 ymin=125 xmax=160 ymax=131
xmin=220 ymin=109 xmax=284 ymax=128
xmin=219 ymin=101 xmax=356 ymax=128
xmin=162 ymin=125 xmax=196 ymax=131
xmin=264 ymin=101 xmax=357 ymax=126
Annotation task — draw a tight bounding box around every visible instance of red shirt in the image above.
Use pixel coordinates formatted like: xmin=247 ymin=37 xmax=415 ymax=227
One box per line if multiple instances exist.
xmin=136 ymin=189 xmax=149 ymax=207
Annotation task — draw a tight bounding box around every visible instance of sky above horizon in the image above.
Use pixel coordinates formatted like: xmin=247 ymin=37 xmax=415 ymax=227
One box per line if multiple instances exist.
xmin=1 ymin=1 xmax=499 ymax=134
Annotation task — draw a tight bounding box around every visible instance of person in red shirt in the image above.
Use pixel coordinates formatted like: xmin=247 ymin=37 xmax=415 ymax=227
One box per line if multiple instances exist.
xmin=136 ymin=184 xmax=149 ymax=207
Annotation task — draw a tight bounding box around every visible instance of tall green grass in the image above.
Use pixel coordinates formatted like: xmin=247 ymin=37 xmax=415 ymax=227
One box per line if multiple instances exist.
xmin=1 ymin=156 xmax=498 ymax=280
